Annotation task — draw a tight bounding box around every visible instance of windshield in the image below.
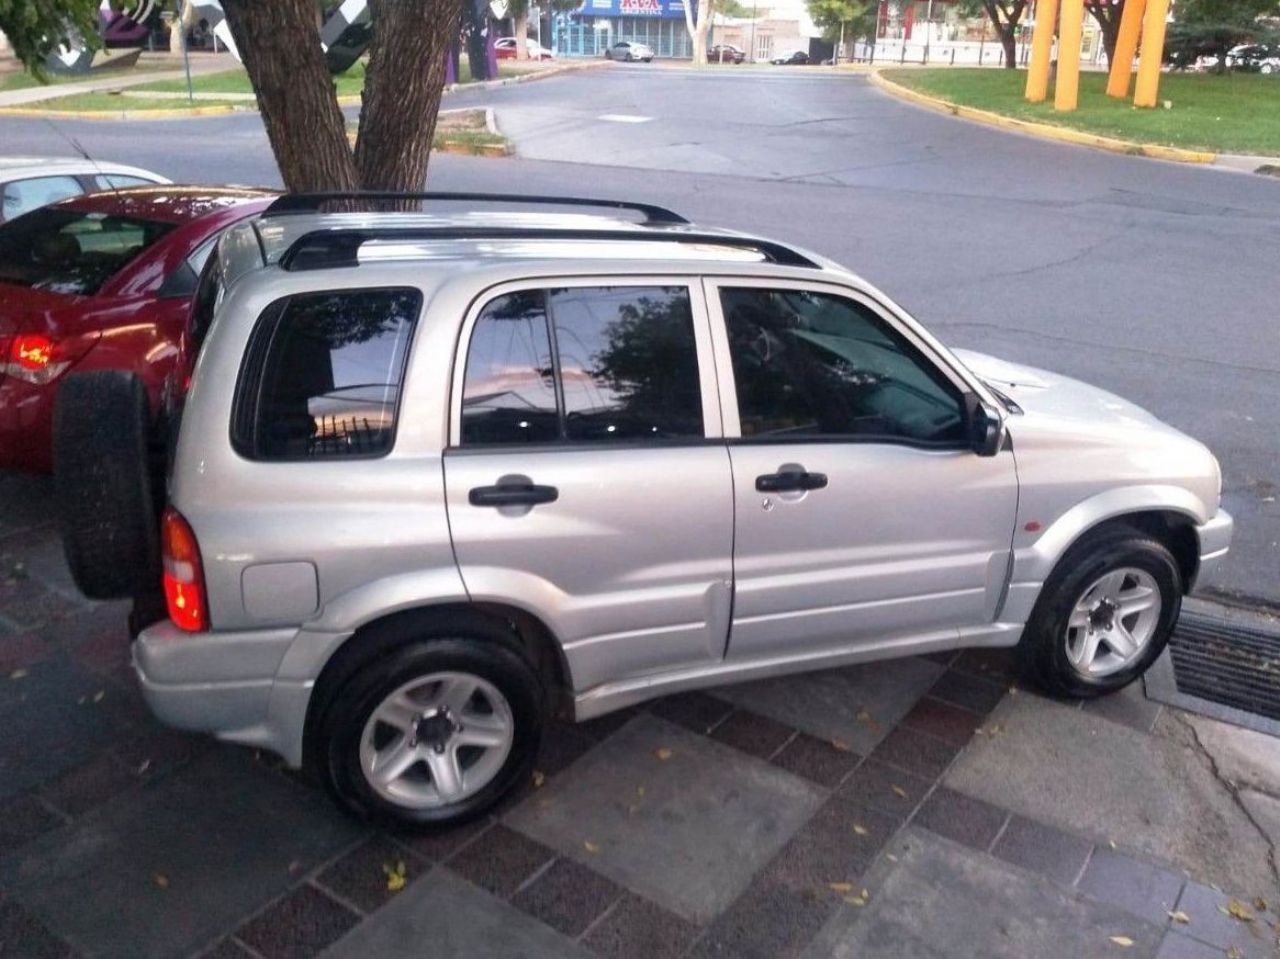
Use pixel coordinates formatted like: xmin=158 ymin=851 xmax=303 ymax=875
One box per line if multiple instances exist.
xmin=0 ymin=206 xmax=176 ymax=296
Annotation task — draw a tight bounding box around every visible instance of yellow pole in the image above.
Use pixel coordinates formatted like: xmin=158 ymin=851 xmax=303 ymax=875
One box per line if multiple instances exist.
xmin=1054 ymin=0 xmax=1083 ymax=111
xmin=1133 ymin=0 xmax=1170 ymax=108
xmin=1025 ymin=0 xmax=1060 ymax=102
xmin=1105 ymin=0 xmax=1147 ymax=98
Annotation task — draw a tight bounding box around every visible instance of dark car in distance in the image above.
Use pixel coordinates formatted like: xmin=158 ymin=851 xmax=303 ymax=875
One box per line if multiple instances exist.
xmin=770 ymin=49 xmax=810 ymax=64
xmin=0 ymin=186 xmax=274 ymax=472
xmin=709 ymin=43 xmax=746 ymax=63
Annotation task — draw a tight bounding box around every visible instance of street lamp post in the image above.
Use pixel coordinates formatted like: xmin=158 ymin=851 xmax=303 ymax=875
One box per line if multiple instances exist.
xmin=749 ymin=0 xmax=758 ymax=62
xmin=923 ymin=0 xmax=934 ymax=63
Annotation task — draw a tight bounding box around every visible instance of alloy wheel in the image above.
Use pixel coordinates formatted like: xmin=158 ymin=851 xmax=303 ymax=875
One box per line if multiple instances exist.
xmin=1064 ymin=567 xmax=1162 ymax=678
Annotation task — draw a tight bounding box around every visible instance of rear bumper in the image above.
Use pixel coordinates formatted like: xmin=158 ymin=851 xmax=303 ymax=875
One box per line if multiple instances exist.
xmin=0 ymin=378 xmax=54 ymax=472
xmin=133 ymin=620 xmax=305 ymax=763
xmin=1193 ymin=508 xmax=1233 ymax=587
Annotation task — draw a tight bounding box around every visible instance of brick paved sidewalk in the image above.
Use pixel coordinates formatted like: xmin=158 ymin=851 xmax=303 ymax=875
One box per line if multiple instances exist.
xmin=1 ymin=470 xmax=1277 ymax=959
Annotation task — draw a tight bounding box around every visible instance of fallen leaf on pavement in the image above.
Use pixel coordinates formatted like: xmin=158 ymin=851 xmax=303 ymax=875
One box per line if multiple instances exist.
xmin=92 ymin=690 xmax=105 ymax=703
xmin=827 ymin=882 xmax=853 ymax=893
xmin=855 ymin=709 xmax=872 ymax=724
xmin=654 ymin=747 xmax=673 ymax=761
xmin=843 ymin=894 xmax=867 ymax=907
xmin=8 ymin=669 xmax=27 ymax=680
xmin=383 ymin=861 xmax=407 ymax=892
xmin=531 ymin=770 xmax=545 ymax=788
xmin=1253 ymin=897 xmax=1268 ymax=912
xmin=1108 ymin=935 xmax=1134 ymax=947
xmin=853 ymin=824 xmax=868 ymax=836
xmin=636 ymin=786 xmax=645 ymax=798
xmin=1167 ymin=910 xmax=1190 ymax=924
xmin=153 ymin=873 xmax=169 ymax=889
xmin=1226 ymin=947 xmax=1242 ymax=959
xmin=583 ymin=840 xmax=601 ymax=854
xmin=1223 ymin=900 xmax=1254 ymax=923
xmin=891 ymin=785 xmax=908 ymax=799
xmin=831 ymin=738 xmax=852 ymax=752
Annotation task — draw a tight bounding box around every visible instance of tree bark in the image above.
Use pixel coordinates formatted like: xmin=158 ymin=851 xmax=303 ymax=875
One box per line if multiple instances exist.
xmin=980 ymin=0 xmax=1026 ymax=69
xmin=355 ymin=0 xmax=463 ymax=192
xmin=220 ymin=0 xmax=357 ymax=192
xmin=515 ymin=12 xmax=529 ymax=58
xmin=999 ymin=27 xmax=1017 ymax=66
xmin=1085 ymin=1 xmax=1122 ymax=66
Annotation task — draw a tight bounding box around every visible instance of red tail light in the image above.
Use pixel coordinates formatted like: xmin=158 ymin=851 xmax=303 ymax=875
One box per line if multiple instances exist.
xmin=1 ymin=331 xmax=100 ymax=385
xmin=161 ymin=508 xmax=208 ymax=632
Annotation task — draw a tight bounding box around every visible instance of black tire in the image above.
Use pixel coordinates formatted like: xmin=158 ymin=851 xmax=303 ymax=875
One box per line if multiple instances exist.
xmin=315 ymin=615 xmax=545 ymax=830
xmin=1020 ymin=527 xmax=1182 ymax=699
xmin=53 ymin=371 xmax=161 ymax=600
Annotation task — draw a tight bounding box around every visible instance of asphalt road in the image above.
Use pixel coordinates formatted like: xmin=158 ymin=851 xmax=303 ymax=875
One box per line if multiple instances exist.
xmin=4 ymin=64 xmax=1278 ymax=603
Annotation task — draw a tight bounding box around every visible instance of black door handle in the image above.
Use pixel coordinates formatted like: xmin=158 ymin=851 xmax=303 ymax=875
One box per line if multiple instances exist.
xmin=469 ymin=483 xmax=559 ymax=508
xmin=755 ymin=470 xmax=828 ymax=493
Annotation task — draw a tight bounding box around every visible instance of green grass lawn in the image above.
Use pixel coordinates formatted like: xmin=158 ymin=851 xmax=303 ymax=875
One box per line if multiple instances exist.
xmin=133 ymin=60 xmax=520 ymax=98
xmin=0 ymin=63 xmax=167 ymax=93
xmin=883 ymin=67 xmax=1280 ymax=156
xmin=31 ymin=92 xmax=244 ymax=113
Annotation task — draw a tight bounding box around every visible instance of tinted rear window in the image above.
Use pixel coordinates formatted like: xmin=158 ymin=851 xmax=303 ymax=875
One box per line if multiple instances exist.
xmin=0 ymin=207 xmax=175 ymax=296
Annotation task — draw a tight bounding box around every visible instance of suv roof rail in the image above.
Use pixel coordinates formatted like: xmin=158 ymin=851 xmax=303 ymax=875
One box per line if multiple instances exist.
xmin=277 ymin=226 xmax=821 ymax=272
xmin=261 ymin=191 xmax=690 ymax=225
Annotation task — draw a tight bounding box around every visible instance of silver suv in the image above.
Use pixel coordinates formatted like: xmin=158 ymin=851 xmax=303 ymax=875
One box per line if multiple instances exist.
xmin=97 ymin=193 xmax=1233 ymax=828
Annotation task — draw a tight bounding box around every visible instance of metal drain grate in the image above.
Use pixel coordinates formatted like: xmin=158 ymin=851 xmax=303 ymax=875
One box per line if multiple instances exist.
xmin=1168 ymin=612 xmax=1280 ymax=723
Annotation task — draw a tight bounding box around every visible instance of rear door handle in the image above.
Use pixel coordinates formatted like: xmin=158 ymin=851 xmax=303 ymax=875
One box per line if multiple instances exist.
xmin=469 ymin=483 xmax=559 ymax=508
xmin=755 ymin=470 xmax=828 ymax=493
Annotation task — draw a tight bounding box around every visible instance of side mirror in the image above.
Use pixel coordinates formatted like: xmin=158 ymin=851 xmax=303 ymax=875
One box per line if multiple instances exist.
xmin=965 ymin=394 xmax=1005 ymax=458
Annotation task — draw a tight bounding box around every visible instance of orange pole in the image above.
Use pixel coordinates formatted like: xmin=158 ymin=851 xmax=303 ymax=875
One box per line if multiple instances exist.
xmin=1054 ymin=0 xmax=1083 ymax=111
xmin=1133 ymin=0 xmax=1170 ymax=108
xmin=1025 ymin=0 xmax=1060 ymax=102
xmin=1105 ymin=0 xmax=1147 ymax=98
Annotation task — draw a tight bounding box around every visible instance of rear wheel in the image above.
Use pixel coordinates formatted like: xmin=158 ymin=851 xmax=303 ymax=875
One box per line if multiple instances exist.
xmin=1021 ymin=528 xmax=1182 ymax=698
xmin=316 ymin=620 xmax=544 ymax=830
xmin=53 ymin=371 xmax=161 ymax=600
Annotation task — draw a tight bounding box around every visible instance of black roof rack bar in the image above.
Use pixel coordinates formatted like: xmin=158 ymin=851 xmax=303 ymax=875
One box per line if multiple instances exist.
xmin=261 ymin=191 xmax=690 ymax=225
xmin=277 ymin=226 xmax=820 ymax=272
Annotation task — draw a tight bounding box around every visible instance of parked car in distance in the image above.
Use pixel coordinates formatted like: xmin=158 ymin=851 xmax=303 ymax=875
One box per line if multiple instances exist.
xmin=58 ymin=191 xmax=1233 ymax=831
xmin=606 ymin=40 xmax=654 ymax=62
xmin=709 ymin=43 xmax=746 ymax=63
xmin=0 ymin=186 xmax=274 ymax=472
xmin=770 ymin=49 xmax=810 ymax=64
xmin=1228 ymin=43 xmax=1280 ymax=73
xmin=0 ymin=157 xmax=169 ymax=225
xmin=494 ymin=36 xmax=555 ymax=60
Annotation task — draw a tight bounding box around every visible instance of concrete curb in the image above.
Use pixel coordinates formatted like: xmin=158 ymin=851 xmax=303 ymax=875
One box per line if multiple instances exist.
xmin=868 ymin=69 xmax=1218 ymax=165
xmin=0 ymin=102 xmax=242 ymax=120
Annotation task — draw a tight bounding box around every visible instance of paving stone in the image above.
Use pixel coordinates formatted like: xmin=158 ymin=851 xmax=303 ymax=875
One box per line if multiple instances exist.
xmin=945 ymin=693 xmax=1279 ymax=895
xmin=573 ymin=705 xmax=646 ymax=742
xmin=445 ymin=823 xmax=554 ymax=898
xmin=1081 ymin=682 xmax=1163 ymax=733
xmin=0 ymin=793 xmax=64 ymax=854
xmin=952 ymin=648 xmax=1020 ymax=683
xmin=1155 ymin=931 xmax=1234 ymax=959
xmin=535 ymin=721 xmax=597 ymax=775
xmin=506 ymin=714 xmax=822 ymax=924
xmin=1076 ymin=847 xmax=1186 ymax=927
xmin=868 ymin=726 xmax=960 ymax=781
xmin=110 ymin=726 xmax=205 ymax=780
xmin=712 ymin=658 xmax=944 ymax=755
xmin=321 ymin=868 xmax=593 ymax=959
xmin=766 ymin=796 xmax=900 ymax=893
xmin=990 ymin=814 xmax=1093 ymax=885
xmin=770 ymin=732 xmax=861 ymax=789
xmin=899 ymin=696 xmax=983 ymax=746
xmin=581 ymin=893 xmax=700 ymax=959
xmin=0 ymin=579 xmax=78 ymax=631
xmin=711 ymin=709 xmax=796 ymax=760
xmin=0 ymin=630 xmax=52 ymax=674
xmin=315 ymin=836 xmax=429 ymax=914
xmin=910 ymin=786 xmax=1007 ymax=851
xmin=649 ymin=690 xmax=733 ymax=735
xmin=800 ymin=829 xmax=1165 ymax=959
xmin=398 ymin=816 xmax=491 ymax=863
xmin=38 ymin=752 xmax=138 ymax=818
xmin=236 ymin=884 xmax=359 ymax=959
xmin=511 ymin=856 xmax=622 ymax=936
xmin=1173 ymin=881 xmax=1277 ymax=959
xmin=0 ymin=900 xmax=75 ymax=959
xmin=927 ymin=669 xmax=1008 ymax=715
xmin=198 ymin=939 xmax=257 ymax=959
xmin=0 ymin=749 xmax=364 ymax=959
xmin=688 ymin=875 xmax=836 ymax=959
xmin=836 ymin=759 xmax=929 ymax=821
xmin=0 ymin=655 xmax=128 ymax=800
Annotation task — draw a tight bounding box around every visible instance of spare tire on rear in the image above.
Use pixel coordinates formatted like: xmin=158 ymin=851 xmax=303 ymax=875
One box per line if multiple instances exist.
xmin=53 ymin=371 xmax=161 ymax=600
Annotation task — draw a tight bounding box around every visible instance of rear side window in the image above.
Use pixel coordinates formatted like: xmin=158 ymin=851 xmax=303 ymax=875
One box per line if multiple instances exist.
xmin=460 ymin=285 xmax=704 ymax=446
xmin=233 ymin=288 xmax=421 ymax=460
xmin=0 ymin=207 xmax=174 ymax=295
xmin=2 ymin=176 xmax=83 ymax=221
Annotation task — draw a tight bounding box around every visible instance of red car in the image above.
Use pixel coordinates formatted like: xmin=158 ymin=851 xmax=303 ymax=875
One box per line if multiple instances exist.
xmin=0 ymin=186 xmax=274 ymax=472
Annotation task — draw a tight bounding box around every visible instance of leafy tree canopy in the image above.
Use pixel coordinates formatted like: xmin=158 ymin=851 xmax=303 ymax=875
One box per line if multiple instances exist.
xmin=805 ymin=0 xmax=876 ymax=40
xmin=0 ymin=0 xmax=101 ymax=77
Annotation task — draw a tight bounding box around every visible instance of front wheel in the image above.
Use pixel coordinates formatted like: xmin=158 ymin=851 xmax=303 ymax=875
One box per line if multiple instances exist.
xmin=317 ymin=634 xmax=544 ymax=830
xmin=1020 ymin=529 xmax=1182 ymax=699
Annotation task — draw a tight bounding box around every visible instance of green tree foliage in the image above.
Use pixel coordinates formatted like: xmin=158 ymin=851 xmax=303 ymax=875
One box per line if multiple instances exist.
xmin=956 ymin=0 xmax=1028 ymax=68
xmin=1166 ymin=0 xmax=1280 ymax=72
xmin=805 ymin=0 xmax=876 ymax=42
xmin=0 ymin=0 xmax=100 ymax=77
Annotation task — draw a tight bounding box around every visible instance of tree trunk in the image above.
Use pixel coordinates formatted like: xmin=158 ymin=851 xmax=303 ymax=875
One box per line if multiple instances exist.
xmin=356 ymin=0 xmax=462 ymax=192
xmin=169 ymin=1 xmax=195 ymax=56
xmin=220 ymin=0 xmax=357 ymax=192
xmin=693 ymin=17 xmax=712 ymax=64
xmin=1085 ymin=1 xmax=1121 ymax=66
xmin=515 ymin=12 xmax=529 ymax=59
xmin=999 ymin=27 xmax=1016 ymax=67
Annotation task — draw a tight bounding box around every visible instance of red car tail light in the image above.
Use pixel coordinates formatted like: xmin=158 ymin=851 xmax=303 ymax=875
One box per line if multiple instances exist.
xmin=161 ymin=508 xmax=208 ymax=632
xmin=2 ymin=331 xmax=101 ymax=385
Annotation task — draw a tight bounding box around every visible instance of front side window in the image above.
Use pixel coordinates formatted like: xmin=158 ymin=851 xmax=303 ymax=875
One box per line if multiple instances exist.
xmin=721 ymin=287 xmax=966 ymax=444
xmin=234 ymin=288 xmax=420 ymax=460
xmin=2 ymin=176 xmax=83 ymax=221
xmin=460 ymin=285 xmax=704 ymax=445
